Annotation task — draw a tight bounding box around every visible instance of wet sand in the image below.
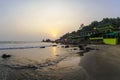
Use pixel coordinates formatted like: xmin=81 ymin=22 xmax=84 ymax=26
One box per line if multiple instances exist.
xmin=80 ymin=45 xmax=120 ymax=80
xmin=37 ymin=54 xmax=89 ymax=80
xmin=0 ymin=45 xmax=120 ymax=80
xmin=0 ymin=45 xmax=86 ymax=80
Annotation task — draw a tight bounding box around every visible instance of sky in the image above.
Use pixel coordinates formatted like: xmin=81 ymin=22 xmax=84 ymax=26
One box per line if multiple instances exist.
xmin=0 ymin=0 xmax=120 ymax=41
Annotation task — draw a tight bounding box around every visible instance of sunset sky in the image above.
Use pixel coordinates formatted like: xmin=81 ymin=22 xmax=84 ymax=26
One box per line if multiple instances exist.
xmin=0 ymin=0 xmax=120 ymax=41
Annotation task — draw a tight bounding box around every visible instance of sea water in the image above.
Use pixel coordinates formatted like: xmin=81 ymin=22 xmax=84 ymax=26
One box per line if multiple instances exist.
xmin=0 ymin=41 xmax=74 ymax=68
xmin=0 ymin=42 xmax=82 ymax=80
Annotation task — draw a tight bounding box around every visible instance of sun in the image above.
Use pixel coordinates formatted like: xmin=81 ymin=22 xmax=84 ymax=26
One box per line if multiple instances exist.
xmin=52 ymin=33 xmax=57 ymax=38
xmin=50 ymin=29 xmax=58 ymax=38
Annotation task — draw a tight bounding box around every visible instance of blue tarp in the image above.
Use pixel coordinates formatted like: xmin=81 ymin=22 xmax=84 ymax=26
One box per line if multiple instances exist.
xmin=105 ymin=32 xmax=118 ymax=35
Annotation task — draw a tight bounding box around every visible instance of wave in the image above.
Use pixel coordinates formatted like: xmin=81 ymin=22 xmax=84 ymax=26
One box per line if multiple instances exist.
xmin=0 ymin=45 xmax=51 ymax=50
xmin=4 ymin=55 xmax=68 ymax=70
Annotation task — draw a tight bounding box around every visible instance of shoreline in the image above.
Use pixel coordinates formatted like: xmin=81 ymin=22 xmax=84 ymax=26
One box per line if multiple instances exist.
xmin=0 ymin=44 xmax=120 ymax=80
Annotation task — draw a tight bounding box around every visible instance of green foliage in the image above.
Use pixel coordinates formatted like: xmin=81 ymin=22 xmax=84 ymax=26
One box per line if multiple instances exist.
xmin=60 ymin=17 xmax=120 ymax=40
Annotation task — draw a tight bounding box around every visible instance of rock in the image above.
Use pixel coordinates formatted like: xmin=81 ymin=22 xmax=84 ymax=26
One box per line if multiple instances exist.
xmin=78 ymin=45 xmax=85 ymax=50
xmin=2 ymin=54 xmax=11 ymax=59
xmin=40 ymin=46 xmax=45 ymax=48
xmin=52 ymin=45 xmax=57 ymax=47
xmin=73 ymin=48 xmax=78 ymax=50
xmin=65 ymin=45 xmax=69 ymax=48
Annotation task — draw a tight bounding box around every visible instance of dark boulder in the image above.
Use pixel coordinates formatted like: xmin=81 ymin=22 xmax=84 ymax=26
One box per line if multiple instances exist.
xmin=65 ymin=45 xmax=69 ymax=48
xmin=78 ymin=45 xmax=85 ymax=50
xmin=40 ymin=46 xmax=45 ymax=48
xmin=2 ymin=54 xmax=11 ymax=59
xmin=52 ymin=45 xmax=57 ymax=47
xmin=73 ymin=48 xmax=78 ymax=50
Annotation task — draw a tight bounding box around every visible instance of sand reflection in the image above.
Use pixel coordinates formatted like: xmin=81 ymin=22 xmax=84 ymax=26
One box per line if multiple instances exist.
xmin=52 ymin=47 xmax=57 ymax=56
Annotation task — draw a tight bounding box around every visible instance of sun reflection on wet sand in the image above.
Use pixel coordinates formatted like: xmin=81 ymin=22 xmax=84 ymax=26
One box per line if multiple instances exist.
xmin=52 ymin=47 xmax=57 ymax=56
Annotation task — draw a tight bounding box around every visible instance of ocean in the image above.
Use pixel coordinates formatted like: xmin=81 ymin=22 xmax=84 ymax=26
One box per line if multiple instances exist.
xmin=0 ymin=42 xmax=81 ymax=80
xmin=0 ymin=42 xmax=74 ymax=66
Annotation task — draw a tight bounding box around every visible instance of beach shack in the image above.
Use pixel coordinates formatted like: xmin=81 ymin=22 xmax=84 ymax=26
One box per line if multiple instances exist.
xmin=103 ymin=32 xmax=119 ymax=45
xmin=89 ymin=31 xmax=120 ymax=45
xmin=83 ymin=25 xmax=120 ymax=45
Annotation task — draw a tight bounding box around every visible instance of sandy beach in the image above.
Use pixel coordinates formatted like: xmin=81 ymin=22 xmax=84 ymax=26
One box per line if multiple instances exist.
xmin=0 ymin=44 xmax=120 ymax=80
xmin=80 ymin=45 xmax=120 ymax=80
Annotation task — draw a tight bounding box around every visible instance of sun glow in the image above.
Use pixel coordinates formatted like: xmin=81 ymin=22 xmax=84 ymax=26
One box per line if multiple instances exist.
xmin=52 ymin=33 xmax=57 ymax=37
xmin=50 ymin=29 xmax=58 ymax=38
